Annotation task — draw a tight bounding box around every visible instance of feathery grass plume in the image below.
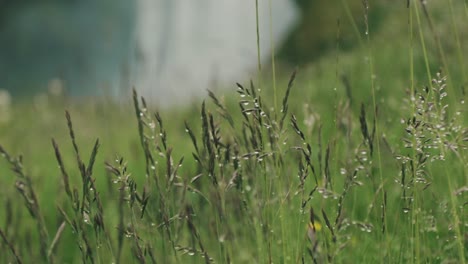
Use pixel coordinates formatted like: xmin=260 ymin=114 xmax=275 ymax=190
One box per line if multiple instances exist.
xmin=105 ymin=155 xmax=155 ymax=260
xmin=104 ymin=157 xmax=133 ymax=262
xmin=296 ymin=158 xmax=308 ymax=196
xmin=132 ymin=89 xmax=146 ymax=152
xmin=185 ymin=205 xmax=213 ymax=263
xmin=399 ymin=71 xmax=467 ymax=261
xmin=51 ymin=139 xmax=72 ymax=199
xmin=155 ymin=111 xmax=167 ymax=151
xmin=207 ymin=90 xmax=234 ymax=128
xmin=185 ymin=121 xmax=200 ymax=155
xmin=201 ymin=101 xmax=218 ymax=186
xmin=59 ymin=111 xmax=117 ymax=262
xmin=132 ymin=88 xmax=157 ymax=184
xmin=208 ymin=113 xmax=222 ymax=157
xmin=65 ymin=111 xmax=104 ymax=228
xmin=321 ymin=209 xmax=336 ymax=244
xmin=291 ymin=114 xmax=318 ymax=185
xmin=0 ymin=145 xmax=49 ymax=262
xmin=301 ymin=186 xmax=317 ymax=212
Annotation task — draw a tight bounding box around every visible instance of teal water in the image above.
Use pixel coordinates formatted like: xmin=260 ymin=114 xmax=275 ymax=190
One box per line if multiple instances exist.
xmin=0 ymin=0 xmax=135 ymax=97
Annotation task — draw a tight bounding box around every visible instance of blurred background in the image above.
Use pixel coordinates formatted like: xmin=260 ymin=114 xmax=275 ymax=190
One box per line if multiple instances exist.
xmin=0 ymin=0 xmax=379 ymax=105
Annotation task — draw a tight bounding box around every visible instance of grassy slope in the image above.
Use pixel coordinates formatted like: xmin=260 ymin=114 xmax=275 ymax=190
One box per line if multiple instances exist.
xmin=0 ymin=1 xmax=467 ymax=263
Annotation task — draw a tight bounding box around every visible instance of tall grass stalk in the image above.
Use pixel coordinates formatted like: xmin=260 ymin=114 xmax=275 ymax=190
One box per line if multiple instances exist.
xmin=362 ymin=1 xmax=388 ymax=262
xmin=255 ymin=0 xmax=262 ymax=76
xmin=268 ymin=0 xmax=278 ymax=112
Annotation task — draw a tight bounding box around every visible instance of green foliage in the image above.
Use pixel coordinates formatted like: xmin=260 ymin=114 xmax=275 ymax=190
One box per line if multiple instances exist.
xmin=278 ymin=0 xmax=387 ymax=64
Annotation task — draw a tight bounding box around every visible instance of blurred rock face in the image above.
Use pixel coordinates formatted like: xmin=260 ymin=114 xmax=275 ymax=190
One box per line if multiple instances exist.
xmin=0 ymin=0 xmax=297 ymax=105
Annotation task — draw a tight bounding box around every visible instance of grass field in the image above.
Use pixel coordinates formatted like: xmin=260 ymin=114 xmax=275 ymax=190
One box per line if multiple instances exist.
xmin=0 ymin=1 xmax=467 ymax=263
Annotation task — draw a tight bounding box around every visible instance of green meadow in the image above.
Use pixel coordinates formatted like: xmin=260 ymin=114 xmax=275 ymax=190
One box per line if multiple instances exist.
xmin=0 ymin=1 xmax=467 ymax=263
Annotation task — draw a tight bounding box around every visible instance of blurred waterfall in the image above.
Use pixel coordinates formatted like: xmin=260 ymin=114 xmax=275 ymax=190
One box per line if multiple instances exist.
xmin=134 ymin=0 xmax=298 ymax=106
xmin=0 ymin=1 xmax=297 ymax=105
